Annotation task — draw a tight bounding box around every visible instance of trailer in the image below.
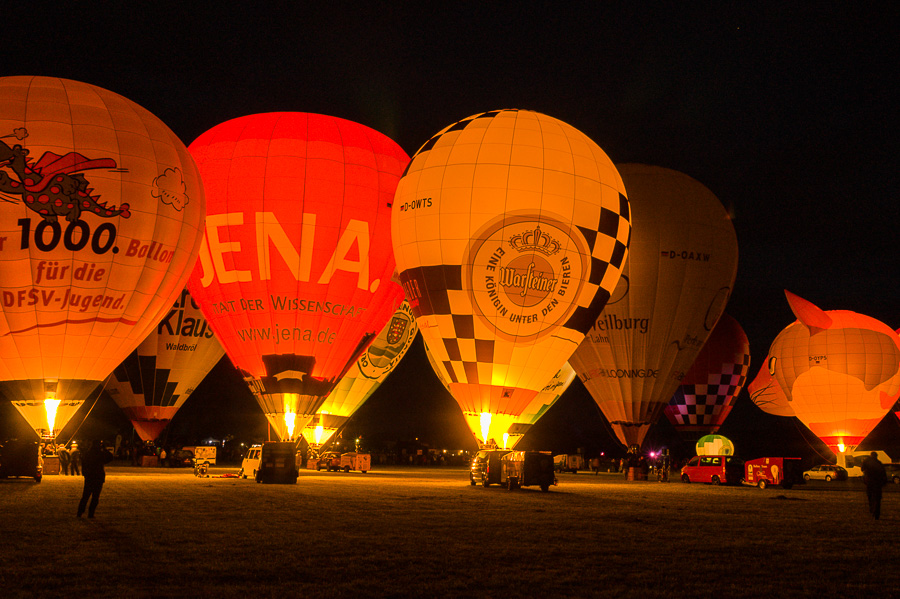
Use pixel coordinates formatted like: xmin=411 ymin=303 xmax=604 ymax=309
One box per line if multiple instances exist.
xmin=340 ymin=452 xmax=370 ymax=473
xmin=553 ymin=454 xmax=584 ymax=473
xmin=744 ymin=457 xmax=803 ymax=489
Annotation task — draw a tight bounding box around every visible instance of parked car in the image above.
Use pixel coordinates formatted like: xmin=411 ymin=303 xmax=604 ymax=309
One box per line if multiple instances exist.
xmin=255 ymin=442 xmax=299 ymax=484
xmin=744 ymin=457 xmax=804 ymax=489
xmin=239 ymin=444 xmax=262 ymax=479
xmin=170 ymin=448 xmax=196 ymax=467
xmin=0 ymin=439 xmax=43 ymax=482
xmin=680 ymin=455 xmax=744 ymax=485
xmin=469 ymin=449 xmax=511 ymax=487
xmin=316 ymin=451 xmax=342 ymax=472
xmin=802 ymin=465 xmax=848 ymax=482
xmin=500 ymin=450 xmax=556 ymax=491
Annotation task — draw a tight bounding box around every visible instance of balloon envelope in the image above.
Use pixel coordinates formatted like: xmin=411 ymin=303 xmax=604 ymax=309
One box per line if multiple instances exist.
xmin=505 ymin=362 xmax=576 ymax=448
xmin=301 ymin=300 xmax=418 ymax=448
xmin=570 ymin=164 xmax=739 ymax=449
xmin=696 ymin=434 xmax=734 ymax=456
xmin=665 ymin=313 xmax=750 ymax=441
xmin=0 ymin=76 xmax=206 ymax=437
xmin=105 ymin=289 xmax=225 ymax=441
xmin=748 ymin=291 xmax=900 ymax=453
xmin=392 ymin=109 xmax=631 ymax=446
xmin=187 ymin=113 xmax=407 ymax=441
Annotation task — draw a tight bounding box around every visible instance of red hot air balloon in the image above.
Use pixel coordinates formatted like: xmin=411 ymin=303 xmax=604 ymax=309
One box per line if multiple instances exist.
xmin=105 ymin=289 xmax=225 ymax=442
xmin=665 ymin=313 xmax=750 ymax=442
xmin=0 ymin=77 xmax=205 ymax=439
xmin=187 ymin=113 xmax=407 ymax=441
xmin=748 ymin=291 xmax=900 ymax=454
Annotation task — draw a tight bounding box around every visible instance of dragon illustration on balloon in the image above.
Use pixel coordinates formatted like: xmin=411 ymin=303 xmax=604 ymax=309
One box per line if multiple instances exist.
xmin=0 ymin=129 xmax=130 ymax=222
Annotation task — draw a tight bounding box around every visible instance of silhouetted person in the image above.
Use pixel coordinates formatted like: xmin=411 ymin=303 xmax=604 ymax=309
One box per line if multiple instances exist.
xmin=57 ymin=445 xmax=71 ymax=475
xmin=77 ymin=440 xmax=113 ymax=518
xmin=861 ymin=451 xmax=887 ymax=520
xmin=69 ymin=443 xmax=81 ymax=475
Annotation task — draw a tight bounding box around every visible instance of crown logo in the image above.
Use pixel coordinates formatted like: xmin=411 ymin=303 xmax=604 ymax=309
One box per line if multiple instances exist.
xmin=508 ymin=225 xmax=561 ymax=256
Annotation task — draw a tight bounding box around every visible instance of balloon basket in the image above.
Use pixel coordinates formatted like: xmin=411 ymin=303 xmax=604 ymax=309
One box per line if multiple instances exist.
xmin=625 ymin=467 xmax=647 ymax=481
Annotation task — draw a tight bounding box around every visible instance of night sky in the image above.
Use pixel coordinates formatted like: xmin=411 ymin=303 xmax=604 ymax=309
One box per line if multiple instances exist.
xmin=2 ymin=5 xmax=898 ymax=458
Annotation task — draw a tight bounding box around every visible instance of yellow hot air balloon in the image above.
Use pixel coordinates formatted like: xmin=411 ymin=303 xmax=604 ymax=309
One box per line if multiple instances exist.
xmin=392 ymin=109 xmax=631 ymax=447
xmin=0 ymin=77 xmax=205 ymax=439
xmin=570 ymin=164 xmax=738 ymax=449
xmin=505 ymin=363 xmax=576 ymax=449
xmin=105 ymin=289 xmax=225 ymax=442
xmin=301 ymin=300 xmax=418 ymax=449
xmin=748 ymin=291 xmax=900 ymax=454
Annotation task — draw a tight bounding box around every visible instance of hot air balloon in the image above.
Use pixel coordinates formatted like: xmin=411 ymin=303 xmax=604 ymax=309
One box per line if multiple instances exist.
xmin=105 ymin=288 xmax=225 ymax=442
xmin=665 ymin=313 xmax=750 ymax=442
xmin=187 ymin=113 xmax=407 ymax=441
xmin=392 ymin=109 xmax=631 ymax=447
xmin=0 ymin=76 xmax=205 ymax=439
xmin=747 ymin=353 xmax=795 ymax=417
xmin=301 ymin=300 xmax=418 ymax=449
xmin=696 ymin=434 xmax=735 ymax=456
xmin=748 ymin=291 xmax=900 ymax=454
xmin=570 ymin=164 xmax=739 ymax=449
xmin=505 ymin=363 xmax=576 ymax=449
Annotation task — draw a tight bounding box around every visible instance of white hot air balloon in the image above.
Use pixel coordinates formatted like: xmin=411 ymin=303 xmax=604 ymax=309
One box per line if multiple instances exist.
xmin=570 ymin=165 xmax=738 ymax=449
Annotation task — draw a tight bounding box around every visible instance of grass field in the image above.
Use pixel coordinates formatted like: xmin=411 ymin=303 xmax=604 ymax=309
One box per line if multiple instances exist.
xmin=1 ymin=465 xmax=897 ymax=598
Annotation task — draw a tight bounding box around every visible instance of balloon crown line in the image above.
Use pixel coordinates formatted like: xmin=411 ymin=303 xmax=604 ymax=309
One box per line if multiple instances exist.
xmin=508 ymin=226 xmax=561 ymax=256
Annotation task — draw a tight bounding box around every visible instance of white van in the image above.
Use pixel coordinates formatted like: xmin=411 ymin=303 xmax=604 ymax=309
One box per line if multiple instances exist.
xmin=239 ymin=445 xmax=262 ymax=479
xmin=837 ymin=450 xmax=892 ymax=477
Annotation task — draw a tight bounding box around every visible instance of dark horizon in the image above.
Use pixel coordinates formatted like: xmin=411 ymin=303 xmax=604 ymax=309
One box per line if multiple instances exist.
xmin=2 ymin=5 xmax=898 ymax=462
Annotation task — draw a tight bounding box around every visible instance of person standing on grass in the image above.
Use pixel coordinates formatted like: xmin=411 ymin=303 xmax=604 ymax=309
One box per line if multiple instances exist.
xmin=77 ymin=440 xmax=113 ymax=519
xmin=69 ymin=442 xmax=81 ymax=476
xmin=58 ymin=444 xmax=71 ymax=475
xmin=861 ymin=451 xmax=888 ymax=520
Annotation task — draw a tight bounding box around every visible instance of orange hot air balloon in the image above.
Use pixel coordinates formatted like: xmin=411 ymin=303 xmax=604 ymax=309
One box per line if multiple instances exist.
xmin=570 ymin=165 xmax=739 ymax=449
xmin=187 ymin=113 xmax=408 ymax=441
xmin=301 ymin=300 xmax=418 ymax=449
xmin=105 ymin=289 xmax=225 ymax=442
xmin=748 ymin=352 xmax=795 ymax=417
xmin=665 ymin=313 xmax=750 ymax=442
xmin=0 ymin=76 xmax=205 ymax=438
xmin=748 ymin=291 xmax=900 ymax=453
xmin=392 ymin=109 xmax=631 ymax=447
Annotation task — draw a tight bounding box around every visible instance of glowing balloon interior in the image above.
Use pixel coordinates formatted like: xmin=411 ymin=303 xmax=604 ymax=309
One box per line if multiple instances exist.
xmin=570 ymin=164 xmax=738 ymax=449
xmin=106 ymin=289 xmax=225 ymax=441
xmin=392 ymin=109 xmax=631 ymax=447
xmin=0 ymin=76 xmax=206 ymax=438
xmin=665 ymin=313 xmax=750 ymax=441
xmin=187 ymin=113 xmax=408 ymax=441
xmin=301 ymin=300 xmax=418 ymax=448
xmin=748 ymin=291 xmax=900 ymax=453
xmin=696 ymin=434 xmax=734 ymax=456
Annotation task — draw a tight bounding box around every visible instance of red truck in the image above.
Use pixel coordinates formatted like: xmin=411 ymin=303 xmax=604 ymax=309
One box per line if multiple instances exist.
xmin=744 ymin=457 xmax=803 ymax=489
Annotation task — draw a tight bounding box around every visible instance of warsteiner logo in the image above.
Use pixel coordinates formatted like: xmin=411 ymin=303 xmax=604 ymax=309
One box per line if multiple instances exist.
xmin=464 ymin=214 xmax=590 ymax=342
